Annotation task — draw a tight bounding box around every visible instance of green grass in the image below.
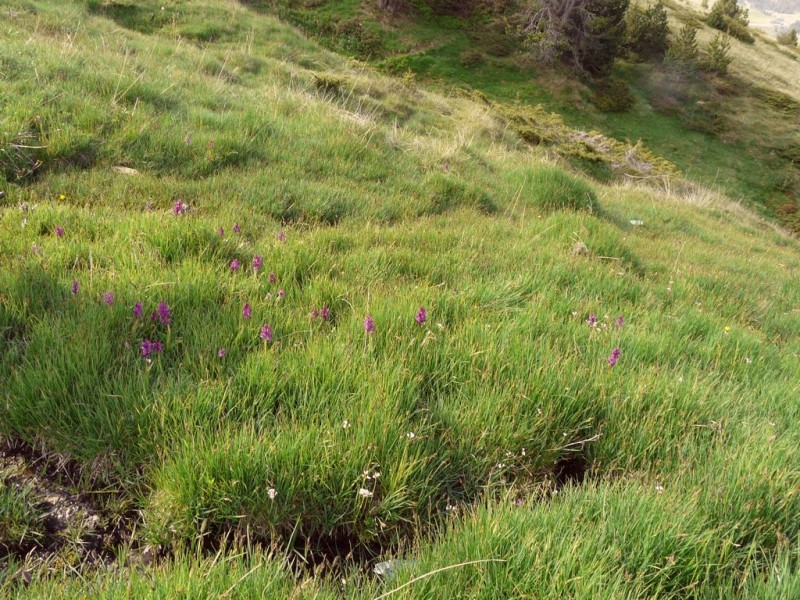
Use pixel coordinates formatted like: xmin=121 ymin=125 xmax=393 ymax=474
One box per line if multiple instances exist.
xmin=0 ymin=480 xmax=44 ymax=555
xmin=1 ymin=1 xmax=800 ymax=597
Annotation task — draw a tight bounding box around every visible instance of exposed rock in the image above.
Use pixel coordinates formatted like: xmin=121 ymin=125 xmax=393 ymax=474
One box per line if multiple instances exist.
xmin=111 ymin=166 xmax=139 ymax=175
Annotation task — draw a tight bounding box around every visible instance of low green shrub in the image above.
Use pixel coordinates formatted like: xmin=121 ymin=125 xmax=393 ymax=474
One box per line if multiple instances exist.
xmin=334 ymin=18 xmax=384 ymax=59
xmin=460 ymin=50 xmax=484 ymax=68
xmin=589 ymin=78 xmax=636 ymax=112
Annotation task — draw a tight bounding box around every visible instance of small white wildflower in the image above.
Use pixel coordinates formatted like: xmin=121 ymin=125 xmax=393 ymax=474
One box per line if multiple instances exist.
xmin=342 ymin=420 xmax=350 ymax=429
xmin=268 ymin=488 xmax=277 ymax=500
xmin=521 ymin=448 xmax=526 ymax=456
xmin=655 ymin=484 xmax=664 ymax=494
xmin=406 ymin=432 xmax=415 ymax=440
xmin=436 ymin=323 xmax=444 ymax=330
xmin=571 ymin=311 xmax=578 ymax=317
xmin=496 ymin=462 xmax=506 ymax=469
xmin=358 ymin=488 xmax=373 ymax=498
xmin=505 ymin=451 xmax=513 ymax=458
xmin=372 ymin=471 xmax=381 ymax=479
xmin=445 ymin=503 xmax=456 ymax=512
xmin=744 ymin=357 xmax=752 ymax=364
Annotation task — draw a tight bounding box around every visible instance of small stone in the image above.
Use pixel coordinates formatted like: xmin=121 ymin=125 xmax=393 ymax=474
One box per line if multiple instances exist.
xmin=374 ymin=560 xmax=416 ymax=580
xmin=571 ymin=241 xmax=591 ymax=257
xmin=111 ymin=166 xmax=139 ymax=175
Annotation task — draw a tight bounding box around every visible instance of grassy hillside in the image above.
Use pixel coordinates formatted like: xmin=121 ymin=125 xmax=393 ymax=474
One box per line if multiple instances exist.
xmin=1 ymin=1 xmax=800 ymax=597
xmin=251 ymin=0 xmax=800 ymax=232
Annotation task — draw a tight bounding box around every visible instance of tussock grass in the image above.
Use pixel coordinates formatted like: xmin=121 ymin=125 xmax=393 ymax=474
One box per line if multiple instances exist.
xmin=1 ymin=1 xmax=799 ymax=597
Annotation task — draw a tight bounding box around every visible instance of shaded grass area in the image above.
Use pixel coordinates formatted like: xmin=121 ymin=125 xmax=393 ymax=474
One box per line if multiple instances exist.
xmin=1 ymin=0 xmax=800 ymax=597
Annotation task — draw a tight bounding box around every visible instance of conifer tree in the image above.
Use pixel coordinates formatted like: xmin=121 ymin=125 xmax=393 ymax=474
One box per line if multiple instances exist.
xmin=665 ymin=23 xmax=699 ymax=69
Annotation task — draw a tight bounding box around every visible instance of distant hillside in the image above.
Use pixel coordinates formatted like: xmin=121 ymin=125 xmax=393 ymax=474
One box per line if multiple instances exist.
xmin=749 ymin=0 xmax=800 ymax=12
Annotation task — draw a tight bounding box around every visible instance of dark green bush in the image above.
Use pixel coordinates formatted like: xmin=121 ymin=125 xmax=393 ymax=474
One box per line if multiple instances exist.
xmin=589 ymin=78 xmax=636 ymax=112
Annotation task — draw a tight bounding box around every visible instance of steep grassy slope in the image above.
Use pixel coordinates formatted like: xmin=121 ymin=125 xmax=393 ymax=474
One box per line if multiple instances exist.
xmin=1 ymin=1 xmax=800 ymax=597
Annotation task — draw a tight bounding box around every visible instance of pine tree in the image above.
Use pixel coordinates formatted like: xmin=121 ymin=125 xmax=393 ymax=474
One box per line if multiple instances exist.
xmin=665 ymin=23 xmax=699 ymax=70
xmin=626 ymin=1 xmax=670 ymax=59
xmin=704 ymin=32 xmax=733 ymax=74
xmin=518 ymin=0 xmax=630 ymax=75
